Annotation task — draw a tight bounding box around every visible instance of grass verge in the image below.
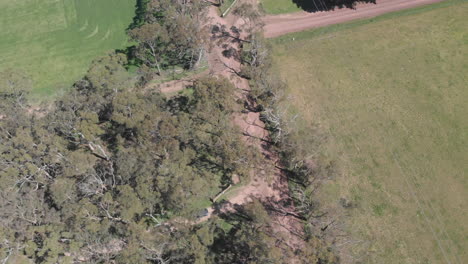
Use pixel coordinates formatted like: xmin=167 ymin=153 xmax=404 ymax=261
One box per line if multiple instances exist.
xmin=260 ymin=0 xmax=302 ymax=14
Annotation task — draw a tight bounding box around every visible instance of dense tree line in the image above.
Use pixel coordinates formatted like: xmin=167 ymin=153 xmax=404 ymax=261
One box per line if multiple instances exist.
xmin=0 ymin=52 xmax=255 ymax=263
xmin=127 ymin=0 xmax=208 ymax=76
xmin=127 ymin=0 xmax=151 ymax=30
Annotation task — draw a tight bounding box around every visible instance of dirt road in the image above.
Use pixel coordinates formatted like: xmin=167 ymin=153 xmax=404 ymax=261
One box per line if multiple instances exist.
xmin=263 ymin=0 xmax=445 ymax=38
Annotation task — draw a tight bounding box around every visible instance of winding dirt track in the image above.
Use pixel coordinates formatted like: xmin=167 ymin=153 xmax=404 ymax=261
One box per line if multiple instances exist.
xmin=263 ymin=0 xmax=445 ymax=38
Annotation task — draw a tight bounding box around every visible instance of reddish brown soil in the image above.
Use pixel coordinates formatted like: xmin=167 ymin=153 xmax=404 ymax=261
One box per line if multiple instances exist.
xmin=263 ymin=0 xmax=445 ymax=38
xmin=204 ymin=3 xmax=287 ymax=211
xmin=144 ymin=70 xmax=209 ymax=94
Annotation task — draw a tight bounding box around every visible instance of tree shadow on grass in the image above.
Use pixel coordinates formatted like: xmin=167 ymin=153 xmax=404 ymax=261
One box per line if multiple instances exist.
xmin=293 ymin=0 xmax=376 ymax=12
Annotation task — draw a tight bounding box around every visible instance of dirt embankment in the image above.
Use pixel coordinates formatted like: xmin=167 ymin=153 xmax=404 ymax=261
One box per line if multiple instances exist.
xmin=200 ymin=2 xmax=306 ymax=258
xmin=263 ymin=0 xmax=445 ymax=38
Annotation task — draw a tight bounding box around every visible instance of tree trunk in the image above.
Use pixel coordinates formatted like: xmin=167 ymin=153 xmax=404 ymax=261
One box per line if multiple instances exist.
xmin=155 ymin=58 xmax=162 ymax=76
xmin=194 ymin=48 xmax=204 ymax=68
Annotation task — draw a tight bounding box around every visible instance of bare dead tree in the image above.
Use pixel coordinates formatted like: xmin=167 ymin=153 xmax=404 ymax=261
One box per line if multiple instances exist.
xmin=140 ymin=243 xmax=172 ymax=264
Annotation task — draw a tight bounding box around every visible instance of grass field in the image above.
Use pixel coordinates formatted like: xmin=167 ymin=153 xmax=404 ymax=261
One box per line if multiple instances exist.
xmin=0 ymin=0 xmax=136 ymax=99
xmin=261 ymin=0 xmax=302 ymax=14
xmin=270 ymin=1 xmax=468 ymax=263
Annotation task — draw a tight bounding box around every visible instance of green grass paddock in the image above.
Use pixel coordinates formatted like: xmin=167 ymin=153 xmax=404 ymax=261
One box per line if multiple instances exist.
xmin=260 ymin=0 xmax=302 ymax=14
xmin=0 ymin=0 xmax=136 ymax=99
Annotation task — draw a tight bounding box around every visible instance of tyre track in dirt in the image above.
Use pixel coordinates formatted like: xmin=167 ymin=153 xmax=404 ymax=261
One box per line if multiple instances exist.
xmin=263 ymin=0 xmax=445 ymax=38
